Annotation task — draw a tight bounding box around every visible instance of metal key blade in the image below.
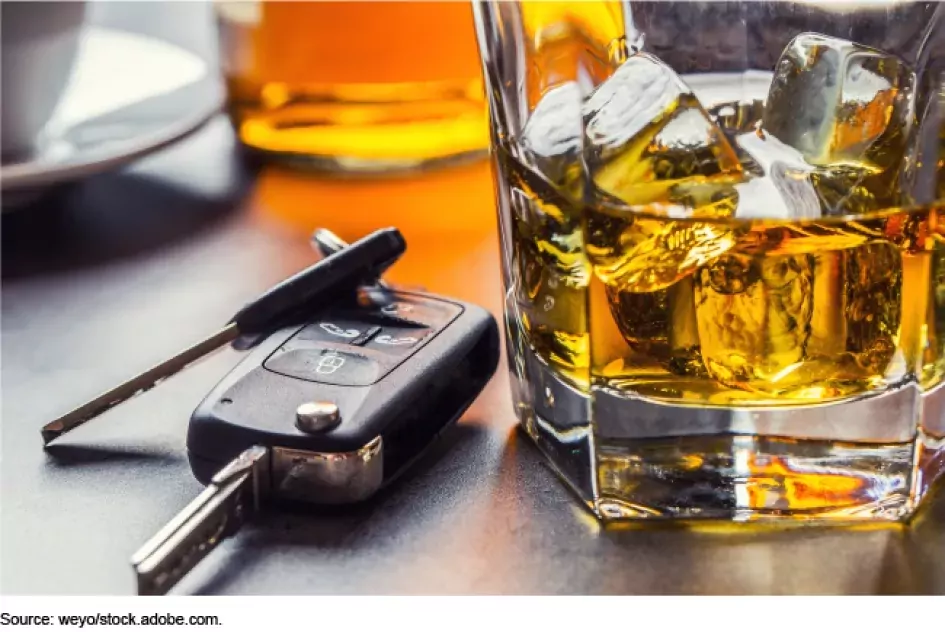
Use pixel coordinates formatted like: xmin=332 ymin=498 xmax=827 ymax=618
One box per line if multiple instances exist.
xmin=132 ymin=445 xmax=270 ymax=596
xmin=40 ymin=324 xmax=240 ymax=446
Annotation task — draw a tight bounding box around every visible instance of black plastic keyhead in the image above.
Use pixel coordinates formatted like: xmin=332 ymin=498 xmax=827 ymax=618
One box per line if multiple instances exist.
xmin=187 ymin=289 xmax=501 ymax=502
xmin=230 ymin=227 xmax=406 ymax=336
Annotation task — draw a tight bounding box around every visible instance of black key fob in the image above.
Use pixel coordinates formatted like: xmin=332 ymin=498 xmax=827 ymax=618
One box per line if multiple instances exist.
xmin=187 ymin=287 xmax=500 ymax=504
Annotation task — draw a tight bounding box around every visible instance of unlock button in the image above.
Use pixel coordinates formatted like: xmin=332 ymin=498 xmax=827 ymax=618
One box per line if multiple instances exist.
xmin=264 ymin=347 xmax=383 ymax=386
xmin=294 ymin=320 xmax=375 ymax=346
xmin=365 ymin=326 xmax=431 ymax=354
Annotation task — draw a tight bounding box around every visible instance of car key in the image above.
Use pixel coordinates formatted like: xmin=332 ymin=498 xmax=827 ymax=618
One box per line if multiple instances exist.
xmin=40 ymin=227 xmax=406 ymax=446
xmin=132 ymin=285 xmax=500 ymax=595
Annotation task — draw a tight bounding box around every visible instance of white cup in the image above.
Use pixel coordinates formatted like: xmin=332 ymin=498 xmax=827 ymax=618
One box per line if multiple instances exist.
xmin=1 ymin=1 xmax=87 ymax=160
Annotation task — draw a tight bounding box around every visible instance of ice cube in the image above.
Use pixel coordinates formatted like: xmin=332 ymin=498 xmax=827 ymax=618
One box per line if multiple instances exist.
xmin=736 ymin=128 xmax=811 ymax=173
xmin=585 ymin=209 xmax=740 ymax=294
xmin=512 ymin=229 xmax=589 ymax=374
xmin=901 ymin=73 xmax=945 ymax=206
xmin=707 ymin=98 xmax=766 ymax=140
xmin=582 ymin=52 xmax=744 ymax=209
xmin=763 ymin=33 xmax=916 ymax=210
xmin=695 ymin=252 xmax=817 ymax=389
xmin=504 ymin=141 xmax=590 ymax=376
xmin=522 ymin=82 xmax=584 ymax=190
xmin=733 ymin=130 xmax=822 ymax=219
xmin=737 ymin=32 xmax=920 ymax=218
xmin=693 ymin=235 xmax=903 ymax=395
xmin=506 ymin=152 xmax=588 ymax=283
xmin=765 ymin=33 xmax=916 ymax=168
xmin=604 ymin=275 xmax=706 ymax=378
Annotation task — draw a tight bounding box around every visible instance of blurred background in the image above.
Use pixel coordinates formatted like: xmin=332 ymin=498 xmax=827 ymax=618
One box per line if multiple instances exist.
xmin=107 ymin=0 xmax=493 ymax=235
xmin=1 ymin=0 xmax=500 ymax=297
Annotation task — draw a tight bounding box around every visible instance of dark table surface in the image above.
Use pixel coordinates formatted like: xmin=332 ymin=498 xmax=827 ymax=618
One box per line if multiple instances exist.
xmin=3 ymin=113 xmax=945 ymax=596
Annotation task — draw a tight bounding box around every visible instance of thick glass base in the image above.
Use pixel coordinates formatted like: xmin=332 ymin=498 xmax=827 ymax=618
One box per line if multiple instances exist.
xmin=515 ymin=344 xmax=945 ymax=524
xmin=225 ymin=79 xmax=489 ymax=175
xmin=597 ymin=435 xmax=914 ymax=521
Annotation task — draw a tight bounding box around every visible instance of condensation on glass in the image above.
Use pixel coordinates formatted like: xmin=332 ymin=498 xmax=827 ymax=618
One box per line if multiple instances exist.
xmin=473 ymin=0 xmax=945 ymax=522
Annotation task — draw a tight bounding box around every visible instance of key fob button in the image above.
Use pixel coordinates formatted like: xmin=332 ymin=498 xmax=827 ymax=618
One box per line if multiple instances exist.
xmin=364 ymin=326 xmax=432 ymax=354
xmin=369 ymin=296 xmax=463 ymax=329
xmin=378 ymin=301 xmax=414 ymax=317
xmin=264 ymin=347 xmax=383 ymax=386
xmin=295 ymin=320 xmax=374 ymax=345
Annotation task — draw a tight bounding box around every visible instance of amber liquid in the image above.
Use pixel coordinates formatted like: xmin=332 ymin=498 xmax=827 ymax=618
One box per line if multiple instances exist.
xmin=216 ymin=0 xmax=487 ymax=171
xmin=507 ymin=156 xmax=945 ymax=401
xmin=590 ymin=207 xmax=945 ymax=403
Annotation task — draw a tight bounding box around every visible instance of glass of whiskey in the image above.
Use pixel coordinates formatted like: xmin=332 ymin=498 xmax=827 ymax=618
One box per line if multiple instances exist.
xmin=473 ymin=0 xmax=945 ymax=522
xmin=215 ymin=0 xmax=487 ymax=173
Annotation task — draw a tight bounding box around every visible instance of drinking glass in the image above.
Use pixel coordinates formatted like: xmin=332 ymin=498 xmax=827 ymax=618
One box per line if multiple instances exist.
xmin=473 ymin=0 xmax=945 ymax=522
xmin=216 ymin=0 xmax=487 ymax=173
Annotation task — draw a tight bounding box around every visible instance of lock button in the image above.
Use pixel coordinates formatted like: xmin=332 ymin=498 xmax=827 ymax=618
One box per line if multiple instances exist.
xmin=264 ymin=347 xmax=383 ymax=386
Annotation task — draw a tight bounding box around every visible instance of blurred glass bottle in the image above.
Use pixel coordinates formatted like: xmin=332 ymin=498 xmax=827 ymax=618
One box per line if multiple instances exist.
xmin=215 ymin=0 xmax=488 ymax=173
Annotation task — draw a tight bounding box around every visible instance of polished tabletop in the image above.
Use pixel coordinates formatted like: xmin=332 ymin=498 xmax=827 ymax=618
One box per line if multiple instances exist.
xmin=3 ymin=113 xmax=944 ymax=596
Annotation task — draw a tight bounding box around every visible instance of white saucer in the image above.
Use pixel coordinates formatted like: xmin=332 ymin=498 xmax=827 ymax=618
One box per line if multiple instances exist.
xmin=1 ymin=27 xmax=224 ymax=202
